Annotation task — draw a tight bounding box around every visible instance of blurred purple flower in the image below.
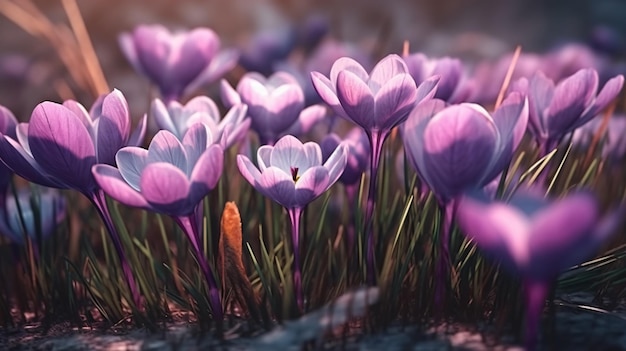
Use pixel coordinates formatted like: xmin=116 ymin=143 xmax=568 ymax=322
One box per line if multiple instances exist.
xmin=0 ymin=187 xmax=66 ymax=245
xmin=456 ymin=190 xmax=621 ymax=350
xmin=119 ymin=25 xmax=238 ymax=102
xmin=0 ymin=89 xmax=146 ymax=307
xmin=221 ymin=71 xmax=326 ymax=144
xmin=572 ymin=114 xmax=626 ymax=164
xmin=93 ymin=123 xmax=224 ymax=320
xmin=403 ymin=53 xmax=463 ymax=102
xmin=402 ymin=92 xmax=528 ymax=308
xmin=152 ymin=96 xmax=250 ymax=148
xmin=237 ymin=135 xmax=347 ymax=310
xmin=239 ymin=26 xmax=297 ymax=76
xmin=311 ymin=54 xmax=438 ymax=284
xmin=0 ymin=105 xmax=17 ymax=206
xmin=514 ymin=68 xmax=623 ymax=156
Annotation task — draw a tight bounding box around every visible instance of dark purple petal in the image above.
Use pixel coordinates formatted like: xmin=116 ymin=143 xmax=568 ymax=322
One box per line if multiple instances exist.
xmin=0 ymin=105 xmax=17 ymax=138
xmin=0 ymin=136 xmax=64 ymax=188
xmin=95 ymin=90 xmax=131 ymax=165
xmin=28 ymin=102 xmax=96 ymax=191
xmin=422 ymin=104 xmax=497 ymax=201
xmin=546 ymin=69 xmax=598 ymax=139
xmin=182 ymin=123 xmax=212 ymax=171
xmin=92 ymin=164 xmax=149 ymax=208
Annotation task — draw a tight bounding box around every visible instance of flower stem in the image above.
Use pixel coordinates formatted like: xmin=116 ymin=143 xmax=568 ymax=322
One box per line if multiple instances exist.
xmin=174 ymin=213 xmax=223 ymax=321
xmin=288 ymin=207 xmax=304 ymax=312
xmin=434 ymin=199 xmax=456 ymax=316
xmin=364 ymin=130 xmax=386 ymax=285
xmin=89 ymin=189 xmax=142 ymax=309
xmin=523 ymin=279 xmax=549 ymax=351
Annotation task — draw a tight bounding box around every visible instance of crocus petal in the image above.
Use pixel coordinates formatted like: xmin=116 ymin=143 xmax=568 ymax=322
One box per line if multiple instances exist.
xmin=237 ymin=154 xmax=263 ymax=189
xmin=147 ymin=130 xmax=187 ymax=172
xmin=189 ymin=144 xmax=224 ymax=202
xmin=402 ymin=99 xmax=447 ymax=192
xmin=421 ymin=104 xmax=498 ymax=201
xmin=323 ymin=143 xmax=348 ymax=185
xmin=92 ymin=164 xmax=149 ymax=208
xmin=220 ymin=79 xmax=242 ymax=108
xmin=185 ymin=95 xmax=220 ymax=118
xmin=546 ymin=69 xmax=598 ymax=138
xmin=577 ymin=74 xmax=625 ymax=127
xmin=257 ymin=145 xmax=273 ymax=172
xmin=186 ymin=48 xmax=239 ymax=94
xmin=128 ymin=114 xmax=147 ymax=147
xmin=182 ymin=123 xmax=212 ymax=171
xmin=294 ymin=166 xmax=330 ymax=205
xmin=0 ymin=136 xmax=64 ymax=188
xmin=152 ymin=98 xmax=176 ymax=134
xmin=527 ymin=192 xmax=600 ymax=278
xmin=95 ymin=89 xmax=131 ymax=165
xmin=116 ymin=147 xmax=149 ymax=191
xmin=336 ymin=70 xmax=375 ymax=129
xmin=528 ymin=73 xmax=554 ymax=138
xmin=368 ymin=54 xmax=409 ymax=93
xmin=329 ymin=56 xmax=369 ymax=83
xmin=28 ymin=102 xmax=96 ymax=191
xmin=0 ymin=105 xmax=17 ymax=139
xmin=310 ymin=71 xmax=349 ymax=119
xmin=265 ymin=83 xmax=304 ymax=131
xmin=269 ymin=135 xmax=320 ymax=173
xmin=118 ymin=32 xmax=144 ymax=76
xmin=139 ymin=162 xmax=191 ymax=214
xmin=375 ymin=73 xmax=417 ymax=131
xmin=257 ymin=166 xmax=296 ymax=208
xmin=415 ymin=75 xmax=440 ymax=104
xmin=285 ymin=104 xmax=327 ymax=136
xmin=482 ymin=92 xmax=529 ymax=184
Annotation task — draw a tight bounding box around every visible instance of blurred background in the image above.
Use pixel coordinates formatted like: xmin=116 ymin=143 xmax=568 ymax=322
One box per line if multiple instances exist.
xmin=0 ymin=0 xmax=624 ymax=117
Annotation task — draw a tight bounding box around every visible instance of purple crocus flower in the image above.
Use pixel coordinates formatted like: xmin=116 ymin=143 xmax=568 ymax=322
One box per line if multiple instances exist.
xmin=402 ymin=92 xmax=528 ymax=309
xmin=514 ymin=68 xmax=623 ymax=157
xmin=403 ymin=53 xmax=463 ymax=102
xmin=152 ymin=96 xmax=250 ymax=148
xmin=237 ymin=135 xmax=347 ymax=310
xmin=119 ymin=25 xmax=238 ymax=102
xmin=0 ymin=89 xmax=147 ymax=307
xmin=93 ymin=123 xmax=224 ymax=320
xmin=0 ymin=105 xmax=17 ymax=207
xmin=311 ymin=54 xmax=438 ymax=284
xmin=221 ymin=71 xmax=327 ymax=145
xmin=0 ymin=187 xmax=66 ymax=245
xmin=456 ymin=190 xmax=621 ymax=350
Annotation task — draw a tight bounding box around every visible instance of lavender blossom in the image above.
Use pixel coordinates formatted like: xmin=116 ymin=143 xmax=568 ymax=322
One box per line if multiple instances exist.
xmin=311 ymin=54 xmax=438 ymax=284
xmin=93 ymin=123 xmax=224 ymax=320
xmin=456 ymin=190 xmax=621 ymax=350
xmin=237 ymin=135 xmax=347 ymax=310
xmin=152 ymin=96 xmax=250 ymax=148
xmin=119 ymin=25 xmax=238 ymax=102
xmin=402 ymin=92 xmax=528 ymax=308
xmin=221 ymin=71 xmax=326 ymax=144
xmin=0 ymin=89 xmax=147 ymax=307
